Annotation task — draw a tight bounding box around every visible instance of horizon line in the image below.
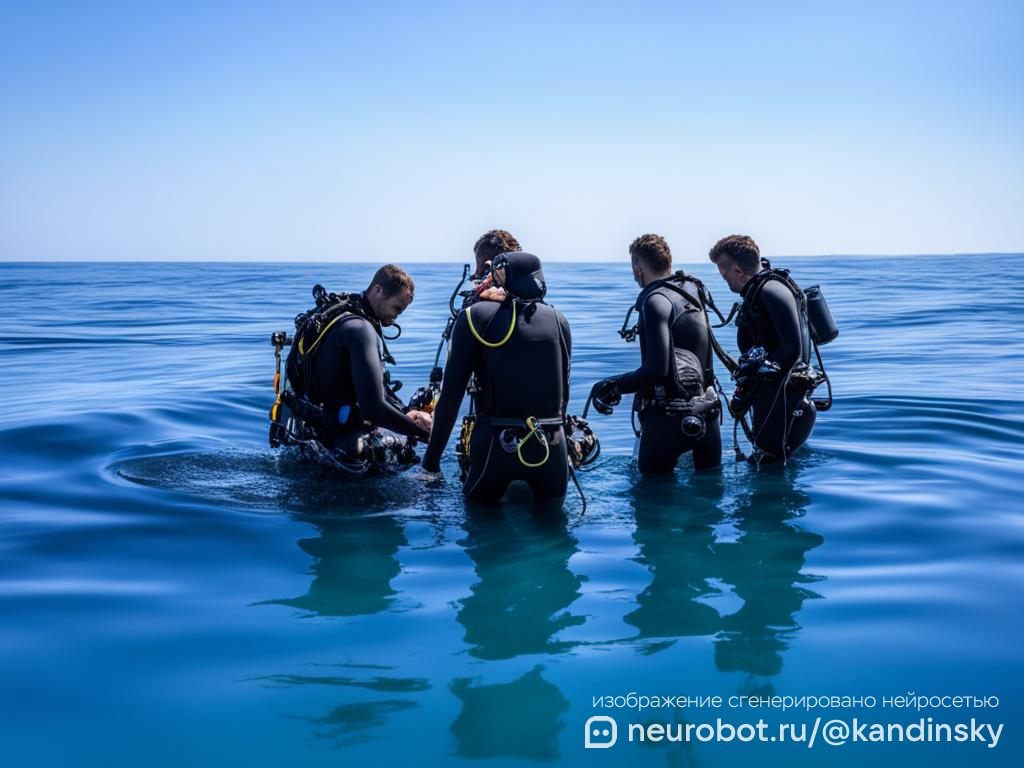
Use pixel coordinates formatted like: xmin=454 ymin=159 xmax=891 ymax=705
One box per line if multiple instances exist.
xmin=1 ymin=251 xmax=1021 ymax=265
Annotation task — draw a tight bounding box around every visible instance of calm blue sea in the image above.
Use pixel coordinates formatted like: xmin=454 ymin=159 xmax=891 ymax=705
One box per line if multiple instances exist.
xmin=1 ymin=257 xmax=1022 ymax=767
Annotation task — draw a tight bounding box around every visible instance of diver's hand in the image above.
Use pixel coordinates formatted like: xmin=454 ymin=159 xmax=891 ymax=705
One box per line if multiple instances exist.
xmin=472 ymin=270 xmax=506 ymax=303
xmin=477 ymin=285 xmax=507 ymax=302
xmin=590 ymin=377 xmax=621 ymax=415
xmin=756 ymin=361 xmax=782 ymax=382
xmin=729 ymin=386 xmax=757 ymax=418
xmin=407 ymin=409 xmax=433 ymax=433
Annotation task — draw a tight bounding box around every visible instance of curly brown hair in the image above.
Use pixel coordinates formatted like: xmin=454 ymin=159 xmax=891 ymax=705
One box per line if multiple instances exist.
xmin=473 ymin=229 xmax=522 ymax=270
xmin=367 ymin=264 xmax=415 ymax=298
xmin=708 ymin=235 xmax=760 ymax=274
xmin=629 ymin=233 xmax=672 ymax=274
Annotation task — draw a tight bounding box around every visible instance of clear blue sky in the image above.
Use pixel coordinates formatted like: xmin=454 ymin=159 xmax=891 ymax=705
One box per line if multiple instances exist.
xmin=1 ymin=1 xmax=1021 ymax=261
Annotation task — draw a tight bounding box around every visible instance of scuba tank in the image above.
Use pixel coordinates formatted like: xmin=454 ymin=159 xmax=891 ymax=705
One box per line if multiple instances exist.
xmin=804 ymin=285 xmax=839 ymax=345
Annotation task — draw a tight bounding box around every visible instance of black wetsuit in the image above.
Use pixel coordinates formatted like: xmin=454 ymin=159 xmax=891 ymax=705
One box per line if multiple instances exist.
xmin=302 ymin=299 xmax=429 ymax=446
xmin=737 ymin=271 xmax=816 ymax=459
xmin=422 ymin=299 xmax=572 ymax=502
xmin=615 ymin=275 xmax=722 ymax=474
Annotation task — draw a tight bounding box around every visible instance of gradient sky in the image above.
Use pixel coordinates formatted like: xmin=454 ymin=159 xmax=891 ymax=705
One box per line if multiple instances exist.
xmin=1 ymin=1 xmax=1022 ymax=261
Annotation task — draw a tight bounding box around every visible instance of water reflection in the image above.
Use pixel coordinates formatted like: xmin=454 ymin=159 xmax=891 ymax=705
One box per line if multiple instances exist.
xmin=255 ymin=468 xmax=824 ymax=754
xmin=625 ymin=475 xmax=727 ymax=642
xmin=255 ymin=506 xmax=426 ymax=746
xmin=626 ymin=470 xmax=825 ymax=682
xmin=449 ymin=666 xmax=569 ymax=761
xmin=715 ymin=478 xmax=825 ymax=680
xmin=446 ymin=503 xmax=581 ymax=761
xmin=264 ymin=513 xmax=407 ymax=616
xmin=457 ymin=501 xmax=584 ymax=660
xmin=249 ymin=663 xmax=430 ymax=747
xmin=290 ymin=698 xmax=419 ymax=747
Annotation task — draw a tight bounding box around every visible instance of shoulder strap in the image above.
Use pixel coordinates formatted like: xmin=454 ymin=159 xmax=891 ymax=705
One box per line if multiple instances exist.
xmin=297 ymin=308 xmax=361 ymax=358
xmin=291 ymin=290 xmax=396 ymax=402
xmin=658 ymin=275 xmax=738 ymax=377
xmin=747 ymin=268 xmax=806 ymax=310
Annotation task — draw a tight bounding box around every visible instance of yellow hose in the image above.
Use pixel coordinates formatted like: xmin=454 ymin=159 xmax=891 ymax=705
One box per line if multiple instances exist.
xmin=299 ymin=314 xmax=345 ymax=357
xmin=466 ymin=302 xmax=516 ymax=348
xmin=516 ymin=416 xmax=550 ymax=468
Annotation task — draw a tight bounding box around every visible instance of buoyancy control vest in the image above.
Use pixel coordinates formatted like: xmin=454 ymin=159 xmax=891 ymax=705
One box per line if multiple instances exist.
xmin=738 ymin=264 xmax=839 ymax=353
xmin=654 ymin=273 xmax=714 ymax=402
xmin=288 ymin=289 xmax=375 ymax=401
xmin=734 ymin=263 xmax=836 ymax=414
xmin=268 ymin=285 xmax=417 ymax=475
xmin=284 ymin=285 xmax=403 ymax=424
xmin=621 ymin=271 xmax=730 ymax=405
xmin=612 ymin=271 xmax=727 ymax=441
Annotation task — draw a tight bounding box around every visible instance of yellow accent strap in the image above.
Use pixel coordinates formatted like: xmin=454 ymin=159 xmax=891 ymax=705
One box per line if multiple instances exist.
xmin=516 ymin=416 xmax=550 ymax=468
xmin=456 ymin=415 xmax=476 ymax=476
xmin=300 ymin=313 xmax=347 ymax=358
xmin=466 ymin=302 xmax=516 ymax=348
xmin=459 ymin=417 xmax=475 ymax=453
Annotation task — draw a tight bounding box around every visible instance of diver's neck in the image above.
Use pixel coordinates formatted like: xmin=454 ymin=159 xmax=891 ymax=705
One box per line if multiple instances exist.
xmin=360 ymin=292 xmax=381 ymax=322
xmin=738 ymin=272 xmax=758 ymax=294
xmin=642 ymin=270 xmax=673 ymax=288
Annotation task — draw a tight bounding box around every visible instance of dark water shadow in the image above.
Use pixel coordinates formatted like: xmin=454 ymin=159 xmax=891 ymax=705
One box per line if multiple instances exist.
xmin=620 ymin=464 xmax=825 ymax=689
xmin=457 ymin=497 xmax=584 ymax=660
xmin=259 ymin=513 xmax=409 ymax=617
xmin=714 ymin=473 xmax=826 ymax=686
xmin=449 ymin=665 xmax=569 ymax=761
xmin=248 ymin=663 xmax=431 ymax=748
xmin=286 ymin=698 xmax=420 ymax=747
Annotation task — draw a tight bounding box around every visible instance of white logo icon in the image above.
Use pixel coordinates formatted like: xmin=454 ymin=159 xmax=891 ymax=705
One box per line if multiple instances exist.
xmin=584 ymin=716 xmax=618 ymax=748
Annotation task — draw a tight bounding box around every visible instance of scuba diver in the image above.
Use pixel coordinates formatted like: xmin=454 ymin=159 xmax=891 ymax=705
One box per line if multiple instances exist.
xmin=415 ymin=229 xmax=524 ymax=411
xmin=472 ymin=229 xmax=522 ymax=282
xmin=588 ymin=234 xmax=723 ymax=475
xmin=708 ymin=235 xmax=837 ymax=464
xmin=268 ymin=265 xmax=433 ymax=475
xmin=420 ymin=252 xmax=574 ymax=503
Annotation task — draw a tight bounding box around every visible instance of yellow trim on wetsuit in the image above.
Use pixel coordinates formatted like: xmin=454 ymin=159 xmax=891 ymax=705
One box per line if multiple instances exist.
xmin=465 ymin=301 xmax=517 ymax=348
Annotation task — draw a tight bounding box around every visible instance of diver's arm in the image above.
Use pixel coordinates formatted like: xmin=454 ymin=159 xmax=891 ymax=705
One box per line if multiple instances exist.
xmin=760 ymin=281 xmax=803 ymax=369
xmin=615 ymin=293 xmax=673 ymax=395
xmin=421 ymin=312 xmax=474 ymax=473
xmin=342 ymin=321 xmax=430 ymax=440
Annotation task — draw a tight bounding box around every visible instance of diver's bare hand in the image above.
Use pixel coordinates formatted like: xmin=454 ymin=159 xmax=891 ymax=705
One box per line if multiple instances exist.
xmin=477 ymin=285 xmax=506 ymax=302
xmin=407 ymin=409 xmax=433 ymax=433
xmin=472 ymin=270 xmax=506 ymax=303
